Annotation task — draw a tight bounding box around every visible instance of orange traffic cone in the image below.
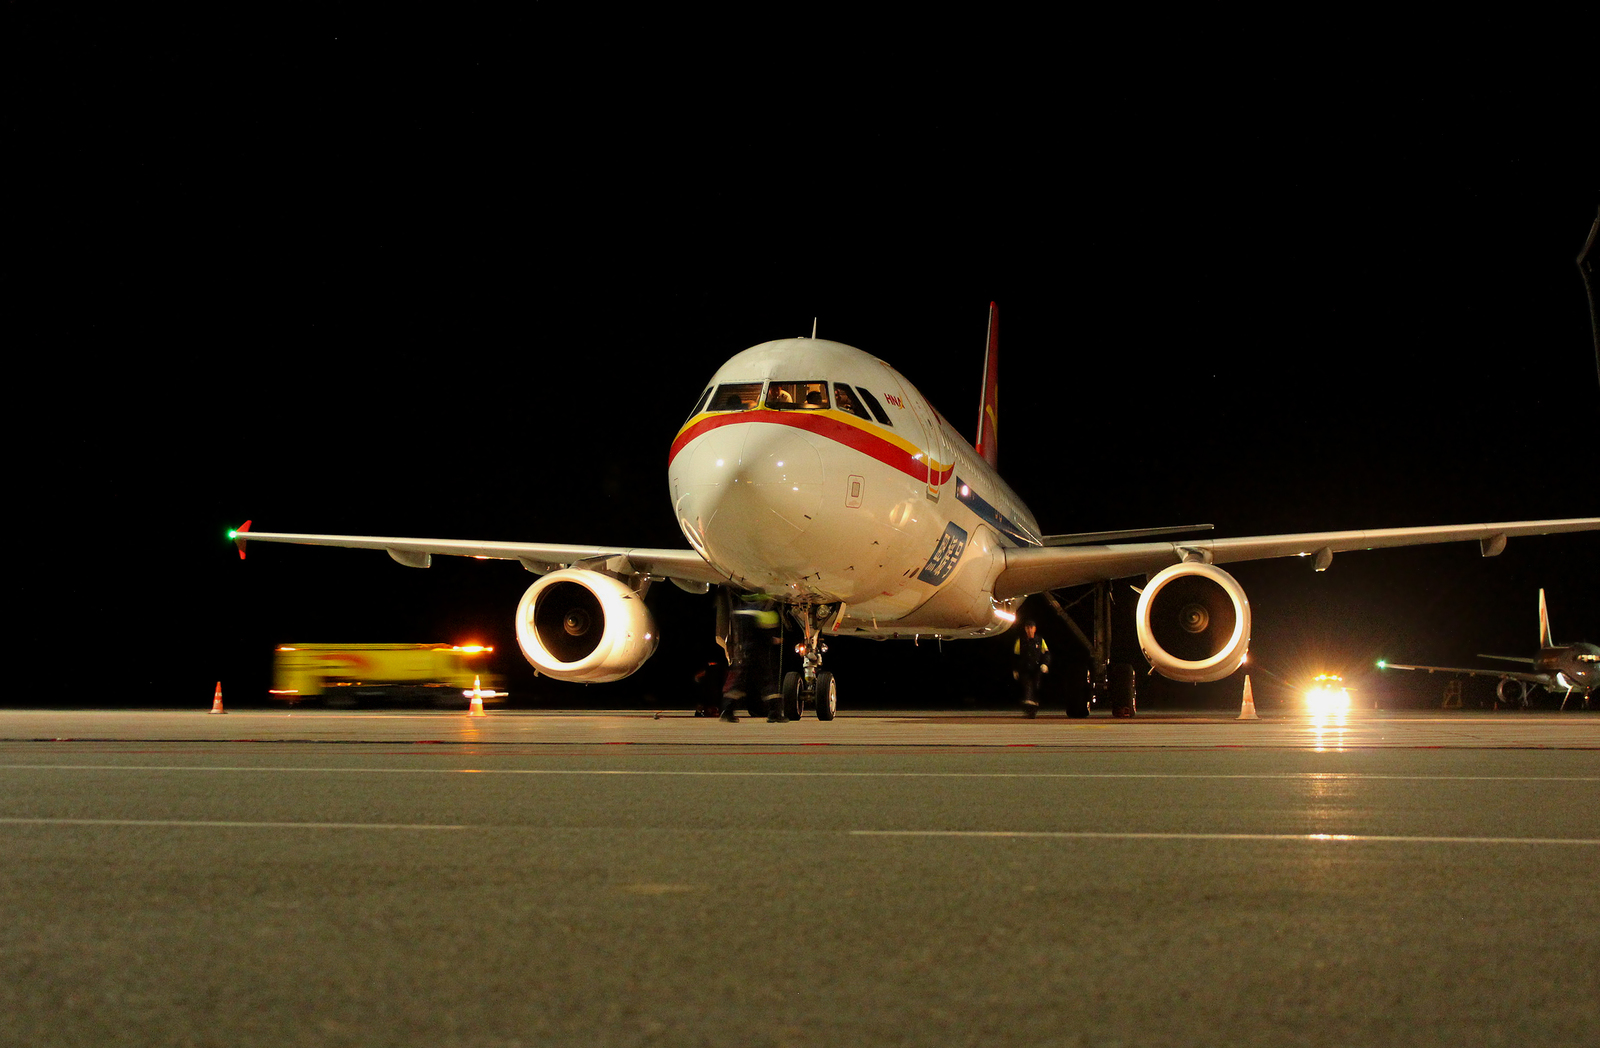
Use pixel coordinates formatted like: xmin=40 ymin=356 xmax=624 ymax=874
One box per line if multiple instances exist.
xmin=210 ymin=681 xmax=227 ymax=714
xmin=1237 ymin=674 xmax=1259 ymax=720
xmin=468 ymin=676 xmax=486 ymax=717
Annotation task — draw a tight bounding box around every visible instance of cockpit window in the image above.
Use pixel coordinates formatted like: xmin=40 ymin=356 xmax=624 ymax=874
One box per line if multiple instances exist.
xmin=855 ymin=386 xmax=893 ymax=426
xmin=832 ymin=384 xmax=872 ymax=420
xmin=709 ymin=382 xmax=763 ymax=412
xmin=766 ymin=381 xmax=829 ymax=410
xmin=687 ymin=386 xmax=713 ymax=419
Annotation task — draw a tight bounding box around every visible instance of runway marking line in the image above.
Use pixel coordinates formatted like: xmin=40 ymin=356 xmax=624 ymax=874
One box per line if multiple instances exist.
xmin=850 ymin=830 xmax=1600 ymax=846
xmin=2 ymin=818 xmax=1589 ymax=847
xmin=0 ymin=817 xmax=465 ymax=831
xmin=0 ymin=765 xmax=1595 ymax=783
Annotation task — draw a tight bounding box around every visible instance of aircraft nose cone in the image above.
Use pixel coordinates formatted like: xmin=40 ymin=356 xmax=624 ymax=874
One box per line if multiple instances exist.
xmin=672 ymin=420 xmax=824 ymax=581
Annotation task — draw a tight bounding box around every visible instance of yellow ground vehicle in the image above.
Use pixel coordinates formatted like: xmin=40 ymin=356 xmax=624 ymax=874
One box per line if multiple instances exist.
xmin=270 ymin=643 xmax=505 ymax=707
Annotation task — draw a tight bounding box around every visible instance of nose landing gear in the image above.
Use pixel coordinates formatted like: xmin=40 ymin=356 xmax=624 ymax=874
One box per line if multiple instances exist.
xmin=782 ymin=603 xmax=838 ymax=721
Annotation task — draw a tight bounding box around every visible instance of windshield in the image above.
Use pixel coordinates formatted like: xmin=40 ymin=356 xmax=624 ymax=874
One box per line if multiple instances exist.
xmin=708 ymin=382 xmax=764 ymax=411
xmin=832 ymin=384 xmax=871 ymax=420
xmin=765 ymin=381 xmax=829 ymax=410
xmin=686 ymin=386 xmax=713 ymax=419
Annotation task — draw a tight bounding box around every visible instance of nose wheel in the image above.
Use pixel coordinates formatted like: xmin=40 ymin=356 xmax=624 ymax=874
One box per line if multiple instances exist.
xmin=784 ymin=604 xmax=839 ymax=721
xmin=814 ymin=671 xmax=836 ymax=719
xmin=782 ymin=669 xmax=838 ymax=721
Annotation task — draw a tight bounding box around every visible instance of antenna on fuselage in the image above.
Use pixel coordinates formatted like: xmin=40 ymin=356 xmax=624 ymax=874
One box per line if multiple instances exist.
xmin=811 ymin=318 xmax=818 ymax=339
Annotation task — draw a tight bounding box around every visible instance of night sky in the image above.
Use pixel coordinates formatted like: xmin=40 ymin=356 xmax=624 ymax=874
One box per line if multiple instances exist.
xmin=16 ymin=15 xmax=1597 ymax=711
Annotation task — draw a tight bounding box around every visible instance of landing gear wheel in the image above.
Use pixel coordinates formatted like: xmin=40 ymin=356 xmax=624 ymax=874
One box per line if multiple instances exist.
xmin=1067 ymin=672 xmax=1092 ymax=719
xmin=781 ymin=671 xmax=802 ymax=721
xmin=814 ymin=671 xmax=836 ymax=721
xmin=1110 ymin=663 xmax=1137 ymax=718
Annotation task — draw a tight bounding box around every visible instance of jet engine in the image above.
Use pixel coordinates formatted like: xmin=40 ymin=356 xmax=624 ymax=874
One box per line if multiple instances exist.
xmin=1134 ymin=562 xmax=1252 ymax=682
xmin=514 ymin=569 xmax=659 ymax=683
xmin=1496 ymin=677 xmax=1529 ymax=706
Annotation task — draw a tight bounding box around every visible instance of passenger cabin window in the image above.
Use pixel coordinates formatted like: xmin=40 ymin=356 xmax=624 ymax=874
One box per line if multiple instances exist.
xmin=766 ymin=381 xmax=829 ymax=410
xmin=832 ymin=384 xmax=872 ymax=420
xmin=709 ymin=382 xmax=763 ymax=411
xmin=855 ymin=386 xmax=893 ymax=426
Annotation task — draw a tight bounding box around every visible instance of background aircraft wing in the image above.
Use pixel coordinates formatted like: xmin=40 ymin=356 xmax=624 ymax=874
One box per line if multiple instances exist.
xmin=1377 ymin=661 xmax=1548 ymax=686
xmin=992 ymin=517 xmax=1600 ymax=599
xmin=230 ymin=524 xmax=729 ymax=586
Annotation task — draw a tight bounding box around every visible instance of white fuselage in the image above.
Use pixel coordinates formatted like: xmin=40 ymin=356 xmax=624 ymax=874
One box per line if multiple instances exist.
xmin=668 ymin=338 xmax=1037 ymax=639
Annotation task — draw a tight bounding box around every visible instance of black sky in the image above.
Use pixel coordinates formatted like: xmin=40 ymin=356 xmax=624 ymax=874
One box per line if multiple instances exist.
xmin=14 ymin=15 xmax=1597 ymax=709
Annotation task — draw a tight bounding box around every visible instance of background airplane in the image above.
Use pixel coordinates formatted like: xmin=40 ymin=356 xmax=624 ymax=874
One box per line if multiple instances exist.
xmin=1379 ymin=590 xmax=1598 ymax=709
xmin=230 ymin=308 xmax=1600 ymax=718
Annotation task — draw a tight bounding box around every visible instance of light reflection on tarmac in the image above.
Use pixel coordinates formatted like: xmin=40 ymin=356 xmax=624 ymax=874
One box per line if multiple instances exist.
xmin=1 ymin=707 xmax=1596 ymax=749
xmin=1 ymin=708 xmax=1596 ymax=1048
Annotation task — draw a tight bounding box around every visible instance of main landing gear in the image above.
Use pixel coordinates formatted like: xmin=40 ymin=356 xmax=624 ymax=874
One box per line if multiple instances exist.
xmin=780 ymin=603 xmax=838 ymax=721
xmin=1042 ymin=581 xmax=1138 ymax=718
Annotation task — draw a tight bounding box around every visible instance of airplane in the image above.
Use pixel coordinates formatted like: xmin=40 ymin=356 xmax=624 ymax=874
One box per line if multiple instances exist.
xmin=1378 ymin=589 xmax=1598 ymax=710
xmin=229 ymin=304 xmax=1600 ymax=720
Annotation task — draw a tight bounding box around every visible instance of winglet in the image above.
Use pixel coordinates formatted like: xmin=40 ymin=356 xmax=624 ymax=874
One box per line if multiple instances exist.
xmin=230 ymin=520 xmax=252 ymax=559
xmin=974 ymin=301 xmax=1000 ymax=469
xmin=1539 ymin=588 xmax=1554 ymax=648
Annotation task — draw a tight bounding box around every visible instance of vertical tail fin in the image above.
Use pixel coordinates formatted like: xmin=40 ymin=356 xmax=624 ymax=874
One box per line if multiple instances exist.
xmin=1539 ymin=588 xmax=1555 ymax=648
xmin=974 ymin=302 xmax=1000 ymax=468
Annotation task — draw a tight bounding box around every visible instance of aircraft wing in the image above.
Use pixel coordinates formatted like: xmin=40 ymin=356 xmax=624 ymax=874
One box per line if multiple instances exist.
xmin=1377 ymin=661 xmax=1549 ymax=686
xmin=992 ymin=517 xmax=1600 ymax=599
xmin=229 ymin=524 xmax=729 ymax=586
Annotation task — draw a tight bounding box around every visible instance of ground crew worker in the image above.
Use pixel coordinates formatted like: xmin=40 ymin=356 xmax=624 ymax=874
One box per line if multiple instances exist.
xmin=721 ymin=595 xmax=784 ymax=722
xmin=1013 ymin=620 xmax=1051 ymax=717
xmin=693 ymin=648 xmax=726 ymax=717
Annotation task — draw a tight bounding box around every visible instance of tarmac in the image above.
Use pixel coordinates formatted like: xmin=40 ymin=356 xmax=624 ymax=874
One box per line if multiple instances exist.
xmin=2 ymin=706 xmax=1595 ymax=1047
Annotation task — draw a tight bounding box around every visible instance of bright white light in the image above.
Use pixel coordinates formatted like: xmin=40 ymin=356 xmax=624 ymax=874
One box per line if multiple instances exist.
xmin=1305 ymin=685 xmax=1351 ymax=714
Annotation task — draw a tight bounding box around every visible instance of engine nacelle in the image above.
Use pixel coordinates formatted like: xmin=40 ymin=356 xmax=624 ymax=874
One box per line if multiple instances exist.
xmin=1135 ymin=562 xmax=1252 ymax=683
xmin=514 ymin=569 xmax=660 ymax=683
xmin=1496 ymin=677 xmax=1529 ymax=706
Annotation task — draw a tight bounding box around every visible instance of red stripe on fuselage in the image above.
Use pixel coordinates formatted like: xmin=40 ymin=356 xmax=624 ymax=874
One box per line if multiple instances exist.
xmin=669 ymin=411 xmax=953 ymax=486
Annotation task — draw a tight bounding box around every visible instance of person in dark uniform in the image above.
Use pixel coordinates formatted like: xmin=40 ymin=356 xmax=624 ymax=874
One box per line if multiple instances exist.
xmin=720 ymin=595 xmax=784 ymax=722
xmin=1012 ymin=620 xmax=1051 ymax=717
xmin=717 ymin=631 xmax=745 ymax=723
xmin=693 ymin=648 xmax=727 ymax=717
